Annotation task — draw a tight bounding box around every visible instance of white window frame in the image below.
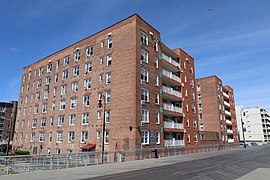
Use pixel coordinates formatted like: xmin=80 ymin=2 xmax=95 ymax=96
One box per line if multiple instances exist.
xmin=82 ymin=113 xmax=89 ymax=125
xmin=85 ymin=62 xmax=92 ymax=73
xmin=86 ymin=46 xmax=94 ymax=57
xmin=70 ymin=98 xmax=77 ymax=109
xmin=84 ymin=79 xmax=91 ymax=90
xmin=156 ymin=131 xmax=160 ymax=144
xmin=141 ymin=49 xmax=148 ymax=63
xmin=58 ymin=116 xmax=64 ymax=127
xmin=73 ymin=66 xmax=80 ymax=77
xmin=83 ymin=96 xmax=90 ymax=107
xmin=105 ymin=91 xmax=111 ymax=103
xmin=68 ymin=131 xmax=75 ymax=143
xmin=141 ymin=130 xmax=149 ymax=145
xmin=104 ymin=131 xmax=109 ymax=144
xmin=69 ymin=114 xmax=76 ymax=125
xmin=57 ymin=132 xmax=63 ymax=143
xmin=62 ymin=70 xmax=68 ymax=80
xmin=64 ymin=56 xmax=70 ymax=66
xmin=107 ymin=55 xmax=112 ymax=66
xmin=105 ymin=111 xmax=110 ymax=123
xmin=141 ymin=108 xmax=149 ymax=123
xmin=74 ymin=51 xmax=80 ymax=62
xmin=140 ymin=31 xmax=148 ymax=45
xmin=141 ymin=68 xmax=148 ymax=83
xmin=71 ymin=81 xmax=79 ymax=92
xmin=60 ymin=100 xmax=66 ymax=110
xmin=81 ymin=131 xmax=88 ymax=143
xmin=141 ymin=88 xmax=149 ymax=102
xmin=106 ymin=72 xmax=111 ymax=84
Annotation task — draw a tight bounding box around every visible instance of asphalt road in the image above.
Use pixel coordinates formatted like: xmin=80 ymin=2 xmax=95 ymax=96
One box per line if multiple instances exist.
xmin=83 ymin=145 xmax=270 ymax=180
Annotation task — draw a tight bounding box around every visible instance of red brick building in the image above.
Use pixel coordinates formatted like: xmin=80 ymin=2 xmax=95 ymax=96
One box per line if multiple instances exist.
xmin=13 ymin=14 xmax=199 ymax=154
xmin=196 ymin=76 xmax=238 ymax=145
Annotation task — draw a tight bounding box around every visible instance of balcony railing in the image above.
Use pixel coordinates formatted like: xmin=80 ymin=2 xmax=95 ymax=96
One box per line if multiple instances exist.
xmin=228 ymin=139 xmax=234 ymax=143
xmin=163 ymin=103 xmax=182 ymax=114
xmin=162 ymin=53 xmax=180 ymax=68
xmin=164 ymin=139 xmax=184 ymax=147
xmin=224 ymin=101 xmax=230 ymax=107
xmin=225 ymin=110 xmax=231 ymax=116
xmin=162 ymin=86 xmax=182 ymax=98
xmin=162 ymin=69 xmax=181 ymax=83
xmin=223 ymin=92 xmax=229 ymax=99
xmin=227 ymin=129 xmax=233 ymax=134
xmin=164 ymin=121 xmax=183 ymax=129
xmin=226 ymin=120 xmax=232 ymax=124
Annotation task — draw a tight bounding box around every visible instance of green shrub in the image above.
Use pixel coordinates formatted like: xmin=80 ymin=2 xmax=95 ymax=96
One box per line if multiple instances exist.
xmin=0 ymin=152 xmax=6 ymax=156
xmin=14 ymin=150 xmax=30 ymax=155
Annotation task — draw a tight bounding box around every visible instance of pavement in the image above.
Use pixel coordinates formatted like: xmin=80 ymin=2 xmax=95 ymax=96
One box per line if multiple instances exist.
xmin=1 ymin=146 xmax=270 ymax=180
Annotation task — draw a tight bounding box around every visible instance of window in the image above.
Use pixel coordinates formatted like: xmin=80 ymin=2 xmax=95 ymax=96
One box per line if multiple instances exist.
xmin=184 ymin=74 xmax=187 ymax=83
xmin=64 ymin=56 xmax=70 ymax=66
xmin=191 ymin=104 xmax=196 ymax=114
xmin=96 ymin=131 xmax=100 ymax=139
xmin=156 ymin=131 xmax=160 ymax=144
xmin=198 ymin=94 xmax=202 ymax=100
xmin=39 ymin=132 xmax=45 ymax=142
xmin=141 ymin=69 xmax=148 ymax=82
xmin=191 ymin=90 xmax=195 ymax=100
xmin=38 ymin=67 xmax=43 ymax=76
xmin=104 ymin=131 xmax=109 ymax=144
xmin=187 ymin=133 xmax=191 ymax=143
xmin=58 ymin=116 xmax=64 ymax=126
xmin=99 ymin=74 xmax=103 ymax=82
xmin=185 ymin=88 xmax=188 ymax=97
xmin=73 ymin=66 xmax=80 ymax=77
xmin=193 ymin=119 xmax=197 ymax=127
xmin=37 ymin=79 xmax=42 ymax=88
xmin=199 ymin=114 xmax=203 ymax=121
xmin=47 ymin=63 xmax=52 ymax=72
xmin=61 ymin=85 xmax=67 ymax=95
xmin=200 ymin=124 xmax=204 ymax=131
xmin=107 ymin=55 xmax=112 ymax=66
xmin=197 ymin=85 xmax=201 ymax=91
xmin=83 ymin=96 xmax=90 ymax=107
xmin=46 ymin=77 xmax=51 ymax=85
xmin=141 ymin=108 xmax=149 ymax=123
xmin=55 ymin=74 xmax=58 ymax=82
xmin=194 ymin=133 xmax=198 ymax=142
xmin=41 ymin=118 xmax=46 ymax=127
xmin=101 ymin=41 xmax=104 ymax=48
xmin=53 ymin=88 xmax=57 ymax=97
xmin=141 ymin=50 xmax=148 ymax=63
xmin=97 ymin=111 xmax=101 ymax=120
xmin=105 ymin=111 xmax=110 ymax=123
xmin=106 ymin=91 xmax=111 ymax=103
xmin=100 ymin=57 xmax=104 ymax=64
xmin=186 ymin=117 xmax=190 ymax=127
xmin=82 ymin=113 xmax=89 ymax=125
xmin=106 ymin=73 xmax=111 ymax=84
xmin=198 ymin=104 xmax=202 ymax=111
xmin=74 ymin=50 xmax=80 ymax=62
xmin=189 ymin=65 xmax=193 ymax=74
xmin=31 ymin=132 xmax=35 ymax=142
xmin=62 ymin=70 xmax=68 ymax=80
xmin=154 ymin=40 xmax=158 ymax=52
xmin=60 ymin=100 xmax=66 ymax=110
xmin=56 ymin=60 xmax=60 ymax=69
xmin=141 ymin=88 xmax=149 ymax=102
xmin=155 ymin=74 xmax=159 ymax=86
xmin=190 ymin=77 xmax=194 ymax=87
xmin=70 ymin=98 xmax=77 ymax=109
xmin=81 ymin=131 xmax=88 ymax=143
xmin=108 ymin=37 xmax=112 ymax=49
xmin=183 ymin=61 xmax=187 ymax=69
xmin=141 ymin=130 xmax=149 ymax=145
xmin=186 ymin=102 xmax=189 ymax=112
xmin=86 ymin=46 xmax=94 ymax=57
xmin=155 ymin=93 xmax=159 ymax=105
xmin=140 ymin=31 xmax=148 ymax=45
xmin=71 ymin=82 xmax=79 ymax=92
xmin=154 ymin=57 xmax=159 ymax=69
xmin=32 ymin=119 xmax=37 ymax=128
xmin=43 ymin=91 xmax=49 ymax=100
xmin=84 ymin=79 xmax=91 ymax=89
xmin=156 ymin=111 xmax=160 ymax=124
xmin=36 ymin=92 xmax=40 ymax=100
xmin=34 ymin=105 xmax=39 ymax=114
xmin=85 ymin=62 xmax=92 ymax=73
xmin=69 ymin=114 xmax=76 ymax=125
xmin=52 ymin=102 xmax=56 ymax=111
xmin=50 ymin=117 xmax=54 ymax=127
xmin=68 ymin=131 xmax=75 ymax=143
xmin=57 ymin=132 xmax=63 ymax=143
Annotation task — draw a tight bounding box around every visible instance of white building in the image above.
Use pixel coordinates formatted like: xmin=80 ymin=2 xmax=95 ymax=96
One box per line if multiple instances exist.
xmin=236 ymin=106 xmax=270 ymax=146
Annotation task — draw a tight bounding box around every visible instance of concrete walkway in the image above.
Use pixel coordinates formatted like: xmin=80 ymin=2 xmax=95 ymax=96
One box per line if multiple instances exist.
xmin=1 ymin=147 xmax=269 ymax=180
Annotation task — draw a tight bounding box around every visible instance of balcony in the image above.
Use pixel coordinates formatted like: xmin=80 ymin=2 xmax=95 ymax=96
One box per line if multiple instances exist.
xmin=162 ymin=69 xmax=181 ymax=86
xmin=163 ymin=103 xmax=182 ymax=114
xmin=164 ymin=121 xmax=183 ymax=129
xmin=224 ymin=101 xmax=230 ymax=107
xmin=162 ymin=86 xmax=182 ymax=101
xmin=225 ymin=110 xmax=231 ymax=116
xmin=226 ymin=120 xmax=232 ymax=125
xmin=223 ymin=92 xmax=229 ymax=99
xmin=227 ymin=129 xmax=233 ymax=134
xmin=228 ymin=139 xmax=234 ymax=143
xmin=162 ymin=54 xmax=181 ymax=73
xmin=164 ymin=139 xmax=184 ymax=147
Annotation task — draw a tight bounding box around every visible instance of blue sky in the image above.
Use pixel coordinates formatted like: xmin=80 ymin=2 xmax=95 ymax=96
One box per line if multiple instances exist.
xmin=0 ymin=0 xmax=269 ymax=110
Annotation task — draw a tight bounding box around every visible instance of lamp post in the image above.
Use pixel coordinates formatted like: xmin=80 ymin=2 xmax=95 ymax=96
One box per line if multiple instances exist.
xmin=240 ymin=108 xmax=246 ymax=148
xmin=98 ymin=94 xmax=106 ymax=163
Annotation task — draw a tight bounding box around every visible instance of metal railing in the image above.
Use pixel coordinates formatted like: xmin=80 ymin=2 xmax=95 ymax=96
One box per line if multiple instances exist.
xmin=162 ymin=53 xmax=180 ymax=67
xmin=163 ymin=103 xmax=182 ymax=113
xmin=162 ymin=86 xmax=182 ymax=98
xmin=0 ymin=144 xmax=239 ymax=175
xmin=162 ymin=69 xmax=181 ymax=83
xmin=164 ymin=121 xmax=183 ymax=129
